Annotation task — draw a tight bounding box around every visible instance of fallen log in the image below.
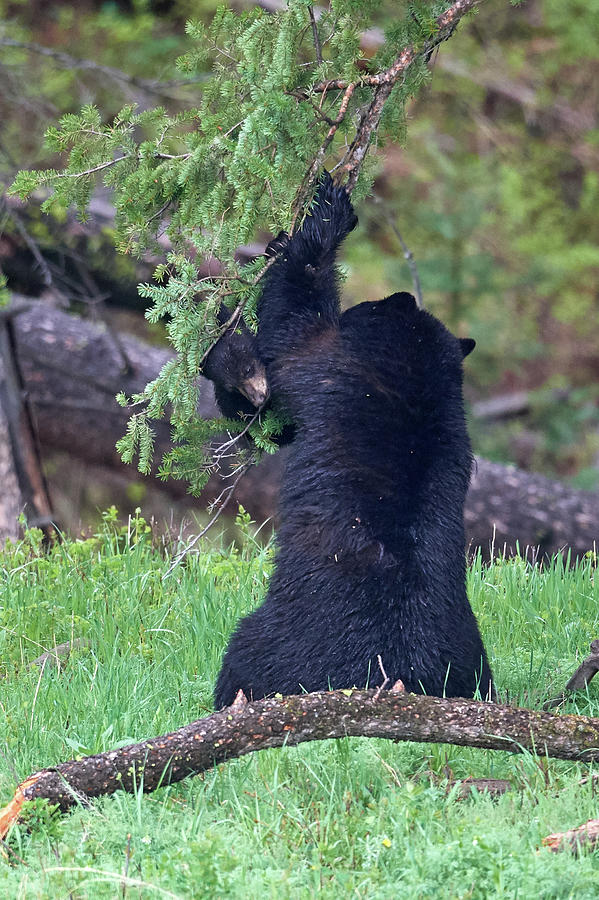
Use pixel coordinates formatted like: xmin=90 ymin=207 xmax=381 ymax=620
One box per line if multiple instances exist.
xmin=544 ymin=639 xmax=599 ymax=710
xmin=3 ymin=689 xmax=599 ymax=839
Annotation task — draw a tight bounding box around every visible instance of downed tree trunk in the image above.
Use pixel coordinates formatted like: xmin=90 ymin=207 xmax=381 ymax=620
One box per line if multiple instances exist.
xmin=10 ymin=296 xmax=599 ymax=558
xmin=566 ymin=640 xmax=599 ymax=692
xmin=2 ymin=689 xmax=599 ymax=839
xmin=464 ymin=459 xmax=599 ymax=561
xmin=544 ymin=639 xmax=599 ymax=710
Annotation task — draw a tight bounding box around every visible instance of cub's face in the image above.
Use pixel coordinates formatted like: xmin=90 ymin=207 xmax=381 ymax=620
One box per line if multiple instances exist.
xmin=203 ymin=328 xmax=269 ymax=407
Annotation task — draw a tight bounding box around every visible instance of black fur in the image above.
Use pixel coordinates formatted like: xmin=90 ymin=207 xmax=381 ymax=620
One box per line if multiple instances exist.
xmin=202 ymin=305 xmax=269 ymax=420
xmin=214 ymin=173 xmax=493 ymax=707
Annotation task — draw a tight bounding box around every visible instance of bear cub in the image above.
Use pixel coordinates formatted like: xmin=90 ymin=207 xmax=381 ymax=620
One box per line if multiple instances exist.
xmin=201 ymin=303 xmax=269 ymax=421
xmin=213 ymin=173 xmax=493 ymax=708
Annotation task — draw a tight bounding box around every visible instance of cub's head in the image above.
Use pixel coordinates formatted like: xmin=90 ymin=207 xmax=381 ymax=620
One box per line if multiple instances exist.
xmin=202 ymin=306 xmax=269 ymax=417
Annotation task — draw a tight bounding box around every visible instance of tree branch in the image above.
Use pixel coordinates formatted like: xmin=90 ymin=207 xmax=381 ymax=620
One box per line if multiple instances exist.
xmin=340 ymin=0 xmax=480 ymax=191
xmin=0 ymin=38 xmax=203 ymax=100
xmin=565 ymin=640 xmax=599 ymax=692
xmin=287 ymin=0 xmax=482 ymax=208
xmin=163 ymin=462 xmax=251 ymax=577
xmin=2 ymin=688 xmax=599 ymax=839
xmin=308 ymin=5 xmax=323 ymax=67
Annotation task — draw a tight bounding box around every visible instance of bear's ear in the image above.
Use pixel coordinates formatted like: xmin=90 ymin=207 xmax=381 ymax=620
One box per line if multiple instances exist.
xmin=459 ymin=338 xmax=476 ymax=358
xmin=386 ymin=292 xmax=417 ymax=310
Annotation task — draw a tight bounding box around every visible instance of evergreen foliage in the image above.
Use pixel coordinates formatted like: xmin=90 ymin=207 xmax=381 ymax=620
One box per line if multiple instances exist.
xmin=9 ymin=1 xmax=473 ymax=493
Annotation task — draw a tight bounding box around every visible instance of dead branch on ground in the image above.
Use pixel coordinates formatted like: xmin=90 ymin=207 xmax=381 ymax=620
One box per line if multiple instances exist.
xmin=544 ymin=818 xmax=599 ymax=854
xmin=3 ymin=688 xmax=599 ymax=840
xmin=565 ymin=640 xmax=599 ymax=692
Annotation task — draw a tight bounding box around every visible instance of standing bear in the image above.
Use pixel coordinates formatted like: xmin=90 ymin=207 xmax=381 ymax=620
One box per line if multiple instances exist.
xmin=213 ymin=174 xmax=493 ymax=708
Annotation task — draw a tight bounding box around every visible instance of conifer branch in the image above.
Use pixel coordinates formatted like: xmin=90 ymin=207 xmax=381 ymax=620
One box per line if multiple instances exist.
xmin=309 ymin=0 xmax=481 ymax=97
xmin=6 ymin=0 xmax=486 ymax=499
xmin=291 ymin=0 xmax=483 ymax=216
xmin=54 ymin=157 xmax=130 ymax=178
xmin=342 ymin=0 xmax=481 ymax=190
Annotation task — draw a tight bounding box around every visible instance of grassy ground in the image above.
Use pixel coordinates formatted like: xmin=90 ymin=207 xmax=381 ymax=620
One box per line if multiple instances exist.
xmin=1 ymin=510 xmax=599 ymax=898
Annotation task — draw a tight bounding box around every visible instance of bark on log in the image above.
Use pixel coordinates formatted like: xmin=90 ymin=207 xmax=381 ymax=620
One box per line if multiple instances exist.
xmin=3 ymin=689 xmax=599 ymax=839
xmin=465 ymin=459 xmax=599 ymax=561
xmin=9 ymin=296 xmax=599 ymax=558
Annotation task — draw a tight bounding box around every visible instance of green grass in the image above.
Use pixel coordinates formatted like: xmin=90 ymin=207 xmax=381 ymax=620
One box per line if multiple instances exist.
xmin=1 ymin=510 xmax=599 ymax=898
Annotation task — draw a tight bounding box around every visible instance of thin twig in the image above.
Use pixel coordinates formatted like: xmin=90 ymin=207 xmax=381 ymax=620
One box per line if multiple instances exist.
xmin=1 ymin=200 xmax=53 ymax=288
xmin=372 ymin=194 xmax=424 ymax=308
xmin=309 ymin=6 xmax=323 ymax=66
xmin=72 ymin=258 xmax=133 ymax=376
xmin=373 ymin=655 xmax=390 ymax=700
xmin=54 ymin=157 xmax=130 ymax=178
xmin=163 ymin=464 xmax=249 ymax=578
xmin=212 ymin=405 xmax=266 ymax=460
xmin=0 ymin=38 xmax=204 ymax=99
xmin=0 ymin=838 xmax=29 ymax=866
xmin=389 ymin=222 xmax=423 ymax=309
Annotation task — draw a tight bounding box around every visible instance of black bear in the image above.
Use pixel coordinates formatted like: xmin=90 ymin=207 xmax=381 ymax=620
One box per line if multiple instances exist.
xmin=201 ymin=304 xmax=269 ymax=421
xmin=213 ymin=174 xmax=494 ymax=708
